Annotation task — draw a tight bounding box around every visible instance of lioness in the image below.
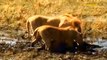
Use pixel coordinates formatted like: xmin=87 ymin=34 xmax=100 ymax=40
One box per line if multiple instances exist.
xmin=26 ymin=14 xmax=82 ymax=38
xmin=32 ymin=25 xmax=83 ymax=51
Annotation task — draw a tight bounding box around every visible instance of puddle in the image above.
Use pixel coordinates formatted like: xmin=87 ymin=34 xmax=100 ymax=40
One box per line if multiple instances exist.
xmin=93 ymin=39 xmax=107 ymax=47
xmin=0 ymin=36 xmax=107 ymax=54
xmin=0 ymin=36 xmax=31 ymax=46
xmin=0 ymin=36 xmax=39 ymax=53
xmin=92 ymin=38 xmax=107 ymax=53
xmin=0 ymin=36 xmax=18 ymax=45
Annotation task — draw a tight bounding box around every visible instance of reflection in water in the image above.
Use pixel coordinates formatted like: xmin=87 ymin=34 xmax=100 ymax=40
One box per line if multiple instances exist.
xmin=0 ymin=36 xmax=107 ymax=48
xmin=93 ymin=38 xmax=107 ymax=52
xmin=0 ymin=36 xmax=18 ymax=46
xmin=93 ymin=39 xmax=107 ymax=47
xmin=0 ymin=36 xmax=33 ymax=53
xmin=0 ymin=36 xmax=32 ymax=46
xmin=0 ymin=36 xmax=107 ymax=54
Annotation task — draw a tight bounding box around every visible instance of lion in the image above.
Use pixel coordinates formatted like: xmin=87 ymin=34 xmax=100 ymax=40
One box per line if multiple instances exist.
xmin=26 ymin=15 xmax=49 ymax=37
xmin=26 ymin=14 xmax=82 ymax=38
xmin=31 ymin=25 xmax=83 ymax=52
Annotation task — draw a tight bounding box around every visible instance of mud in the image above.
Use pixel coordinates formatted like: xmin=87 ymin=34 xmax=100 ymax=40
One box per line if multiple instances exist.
xmin=0 ymin=31 xmax=107 ymax=60
xmin=0 ymin=35 xmax=106 ymax=53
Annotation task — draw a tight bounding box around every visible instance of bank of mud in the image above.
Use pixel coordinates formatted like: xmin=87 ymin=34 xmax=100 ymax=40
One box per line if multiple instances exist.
xmin=0 ymin=31 xmax=107 ymax=60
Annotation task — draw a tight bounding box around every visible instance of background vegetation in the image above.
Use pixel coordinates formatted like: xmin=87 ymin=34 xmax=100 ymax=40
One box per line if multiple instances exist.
xmin=0 ymin=0 xmax=107 ymax=39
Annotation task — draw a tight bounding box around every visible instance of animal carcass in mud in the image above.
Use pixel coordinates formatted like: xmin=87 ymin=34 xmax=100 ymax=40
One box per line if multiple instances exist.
xmin=26 ymin=14 xmax=82 ymax=38
xmin=31 ymin=25 xmax=83 ymax=53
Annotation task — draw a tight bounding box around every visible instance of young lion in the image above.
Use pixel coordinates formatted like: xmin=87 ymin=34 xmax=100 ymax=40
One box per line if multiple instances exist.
xmin=32 ymin=25 xmax=83 ymax=52
xmin=26 ymin=14 xmax=82 ymax=38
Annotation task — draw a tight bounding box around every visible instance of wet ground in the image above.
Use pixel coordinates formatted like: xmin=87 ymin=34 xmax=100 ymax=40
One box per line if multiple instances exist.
xmin=0 ymin=31 xmax=107 ymax=60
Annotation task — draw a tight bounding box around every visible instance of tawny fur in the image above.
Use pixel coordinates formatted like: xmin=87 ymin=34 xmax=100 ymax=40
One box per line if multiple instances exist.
xmin=32 ymin=25 xmax=83 ymax=51
xmin=26 ymin=14 xmax=82 ymax=37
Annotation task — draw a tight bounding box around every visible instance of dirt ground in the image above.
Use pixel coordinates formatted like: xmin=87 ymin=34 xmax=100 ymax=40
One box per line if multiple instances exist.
xmin=0 ymin=31 xmax=107 ymax=60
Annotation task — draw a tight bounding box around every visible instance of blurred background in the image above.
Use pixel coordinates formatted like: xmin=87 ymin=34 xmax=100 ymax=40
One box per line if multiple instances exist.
xmin=0 ymin=0 xmax=107 ymax=39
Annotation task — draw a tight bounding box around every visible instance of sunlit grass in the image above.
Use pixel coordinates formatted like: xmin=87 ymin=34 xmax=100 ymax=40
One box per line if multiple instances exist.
xmin=0 ymin=0 xmax=107 ymax=38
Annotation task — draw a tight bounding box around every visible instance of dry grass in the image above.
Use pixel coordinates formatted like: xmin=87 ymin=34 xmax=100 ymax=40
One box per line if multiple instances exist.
xmin=82 ymin=16 xmax=107 ymax=39
xmin=0 ymin=0 xmax=107 ymax=38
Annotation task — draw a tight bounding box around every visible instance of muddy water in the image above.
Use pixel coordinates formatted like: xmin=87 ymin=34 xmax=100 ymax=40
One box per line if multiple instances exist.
xmin=0 ymin=36 xmax=17 ymax=46
xmin=93 ymin=39 xmax=107 ymax=47
xmin=0 ymin=35 xmax=107 ymax=53
xmin=0 ymin=36 xmax=36 ymax=53
xmin=93 ymin=38 xmax=107 ymax=53
xmin=0 ymin=36 xmax=107 ymax=60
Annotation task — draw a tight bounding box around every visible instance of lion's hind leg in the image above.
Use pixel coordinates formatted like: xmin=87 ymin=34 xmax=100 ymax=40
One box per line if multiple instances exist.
xmin=31 ymin=28 xmax=42 ymax=47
